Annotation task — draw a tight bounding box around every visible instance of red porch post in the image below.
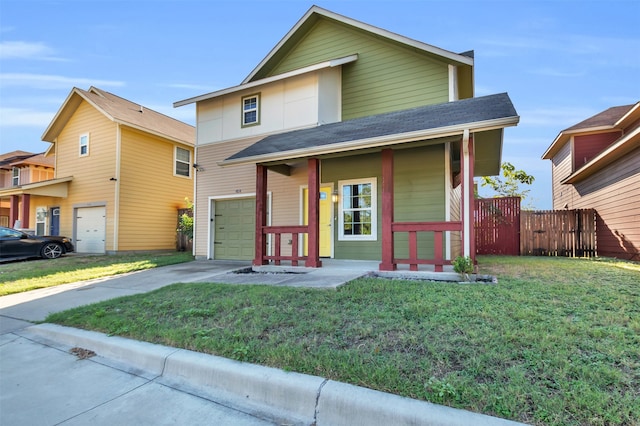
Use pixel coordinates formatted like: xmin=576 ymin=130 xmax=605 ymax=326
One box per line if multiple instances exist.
xmin=253 ymin=164 xmax=268 ymax=266
xmin=305 ymin=158 xmax=322 ymax=267
xmin=20 ymin=194 xmax=30 ymax=229
xmin=9 ymin=195 xmax=19 ymax=228
xmin=460 ymin=130 xmax=476 ymax=263
xmin=379 ymin=148 xmax=396 ymax=270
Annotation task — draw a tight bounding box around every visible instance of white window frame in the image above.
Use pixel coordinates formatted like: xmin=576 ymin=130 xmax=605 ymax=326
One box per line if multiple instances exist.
xmin=174 ymin=146 xmax=191 ymax=178
xmin=35 ymin=207 xmax=47 ymax=236
xmin=241 ymin=93 xmax=260 ymax=127
xmin=338 ymin=177 xmax=377 ymax=241
xmin=79 ymin=133 xmax=89 ymax=157
xmin=12 ymin=167 xmax=20 ymax=186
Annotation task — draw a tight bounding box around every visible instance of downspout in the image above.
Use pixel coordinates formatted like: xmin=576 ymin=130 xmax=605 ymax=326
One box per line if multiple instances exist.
xmin=113 ymin=124 xmax=121 ymax=252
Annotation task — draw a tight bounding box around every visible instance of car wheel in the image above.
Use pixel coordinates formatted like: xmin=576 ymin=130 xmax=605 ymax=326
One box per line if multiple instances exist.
xmin=41 ymin=242 xmax=63 ymax=259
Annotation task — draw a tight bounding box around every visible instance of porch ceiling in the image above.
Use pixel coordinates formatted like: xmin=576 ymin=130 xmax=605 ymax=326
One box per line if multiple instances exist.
xmin=222 ymin=93 xmax=518 ymax=167
xmin=0 ymin=176 xmax=72 ymax=197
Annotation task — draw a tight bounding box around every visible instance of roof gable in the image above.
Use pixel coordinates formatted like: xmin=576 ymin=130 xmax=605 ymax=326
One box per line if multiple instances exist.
xmin=42 ymin=87 xmax=194 ymax=145
xmin=542 ymin=101 xmax=639 ymax=160
xmin=244 ymin=6 xmax=473 ymax=84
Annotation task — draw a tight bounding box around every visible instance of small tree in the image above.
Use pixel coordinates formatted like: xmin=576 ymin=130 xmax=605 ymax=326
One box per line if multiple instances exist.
xmin=177 ymin=198 xmax=193 ymax=240
xmin=479 ymin=162 xmax=536 ymax=208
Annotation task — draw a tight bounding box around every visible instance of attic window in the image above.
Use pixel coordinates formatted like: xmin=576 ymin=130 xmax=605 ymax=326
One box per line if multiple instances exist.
xmin=242 ymin=93 xmax=260 ymax=127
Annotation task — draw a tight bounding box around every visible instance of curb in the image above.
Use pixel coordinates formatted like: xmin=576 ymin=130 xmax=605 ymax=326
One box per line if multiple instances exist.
xmin=21 ymin=324 xmax=526 ymax=426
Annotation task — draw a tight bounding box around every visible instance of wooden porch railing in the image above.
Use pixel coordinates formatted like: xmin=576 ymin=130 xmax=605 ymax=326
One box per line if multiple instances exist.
xmin=260 ymin=225 xmax=308 ymax=266
xmin=391 ymin=221 xmax=462 ymax=272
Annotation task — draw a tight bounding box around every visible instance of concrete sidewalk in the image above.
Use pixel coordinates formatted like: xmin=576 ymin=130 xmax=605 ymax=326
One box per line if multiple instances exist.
xmin=0 ymin=259 xmax=524 ymax=425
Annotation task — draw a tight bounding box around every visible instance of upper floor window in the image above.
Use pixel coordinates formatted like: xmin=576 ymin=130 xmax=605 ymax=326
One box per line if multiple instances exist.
xmin=242 ymin=93 xmax=260 ymax=127
xmin=175 ymin=146 xmax=191 ymax=177
xmin=12 ymin=167 xmax=20 ymax=186
xmin=338 ymin=178 xmax=377 ymax=241
xmin=79 ymin=133 xmax=89 ymax=156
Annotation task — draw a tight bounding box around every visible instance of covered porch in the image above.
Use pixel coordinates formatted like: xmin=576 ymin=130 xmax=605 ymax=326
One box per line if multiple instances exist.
xmin=220 ymin=94 xmax=519 ymax=272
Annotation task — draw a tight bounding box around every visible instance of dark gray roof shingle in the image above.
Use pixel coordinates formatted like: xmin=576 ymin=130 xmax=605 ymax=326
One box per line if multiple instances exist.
xmin=226 ymin=93 xmax=517 ymax=161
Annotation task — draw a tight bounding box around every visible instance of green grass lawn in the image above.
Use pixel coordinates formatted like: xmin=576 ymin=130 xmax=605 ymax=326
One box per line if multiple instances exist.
xmin=0 ymin=252 xmax=194 ymax=296
xmin=46 ymin=256 xmax=639 ymax=425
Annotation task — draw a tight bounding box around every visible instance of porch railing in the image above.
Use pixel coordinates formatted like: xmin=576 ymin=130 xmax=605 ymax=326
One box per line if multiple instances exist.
xmin=390 ymin=221 xmax=462 ymax=272
xmin=260 ymin=225 xmax=308 ymax=266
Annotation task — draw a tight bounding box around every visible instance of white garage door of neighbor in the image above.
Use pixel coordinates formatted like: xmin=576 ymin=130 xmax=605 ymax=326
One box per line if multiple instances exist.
xmin=76 ymin=206 xmax=106 ymax=254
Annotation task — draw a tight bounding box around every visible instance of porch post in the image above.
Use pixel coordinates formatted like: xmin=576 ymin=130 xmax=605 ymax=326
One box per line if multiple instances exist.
xmin=9 ymin=195 xmax=19 ymax=228
xmin=460 ymin=130 xmax=475 ymax=262
xmin=253 ymin=164 xmax=268 ymax=266
xmin=305 ymin=158 xmax=322 ymax=267
xmin=379 ymin=148 xmax=396 ymax=270
xmin=21 ymin=194 xmax=31 ymax=229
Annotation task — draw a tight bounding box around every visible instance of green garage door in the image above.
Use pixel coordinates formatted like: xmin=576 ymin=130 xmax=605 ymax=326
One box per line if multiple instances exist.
xmin=213 ymin=198 xmax=255 ymax=260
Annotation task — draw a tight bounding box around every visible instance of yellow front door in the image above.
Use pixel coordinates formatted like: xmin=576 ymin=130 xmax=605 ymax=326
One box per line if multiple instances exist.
xmin=303 ymin=186 xmax=332 ymax=257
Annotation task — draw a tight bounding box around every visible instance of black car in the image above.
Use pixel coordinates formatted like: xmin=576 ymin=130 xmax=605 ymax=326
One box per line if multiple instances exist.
xmin=0 ymin=226 xmax=75 ymax=260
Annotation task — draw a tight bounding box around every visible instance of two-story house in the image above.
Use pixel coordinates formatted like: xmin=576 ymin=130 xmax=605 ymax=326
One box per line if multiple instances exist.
xmin=35 ymin=86 xmax=195 ymax=254
xmin=175 ymin=6 xmax=519 ymax=270
xmin=542 ymin=102 xmax=639 ymax=260
xmin=0 ymin=151 xmax=56 ymax=232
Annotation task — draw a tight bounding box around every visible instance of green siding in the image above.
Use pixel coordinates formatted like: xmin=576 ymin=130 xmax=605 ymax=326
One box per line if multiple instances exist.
xmin=268 ymin=19 xmax=449 ymax=120
xmin=393 ymin=145 xmax=446 ymax=260
xmin=321 ymin=145 xmax=445 ymax=261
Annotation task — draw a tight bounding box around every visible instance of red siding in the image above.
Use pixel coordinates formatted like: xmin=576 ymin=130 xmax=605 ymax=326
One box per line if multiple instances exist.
xmin=573 ymin=131 xmax=621 ymax=170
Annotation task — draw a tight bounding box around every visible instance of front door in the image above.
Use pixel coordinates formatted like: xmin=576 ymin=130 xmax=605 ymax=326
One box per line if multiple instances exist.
xmin=49 ymin=207 xmax=60 ymax=235
xmin=303 ymin=186 xmax=332 ymax=257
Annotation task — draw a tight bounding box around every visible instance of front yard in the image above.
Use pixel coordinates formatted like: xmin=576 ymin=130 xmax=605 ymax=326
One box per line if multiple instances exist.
xmin=45 ymin=256 xmax=639 ymax=425
xmin=0 ymin=252 xmax=193 ymax=296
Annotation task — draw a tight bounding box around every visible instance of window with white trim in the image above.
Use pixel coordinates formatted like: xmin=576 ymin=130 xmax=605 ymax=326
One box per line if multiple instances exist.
xmin=338 ymin=178 xmax=377 ymax=241
xmin=242 ymin=94 xmax=260 ymax=126
xmin=12 ymin=167 xmax=20 ymax=186
xmin=35 ymin=207 xmax=46 ymax=236
xmin=79 ymin=133 xmax=89 ymax=156
xmin=175 ymin=146 xmax=191 ymax=177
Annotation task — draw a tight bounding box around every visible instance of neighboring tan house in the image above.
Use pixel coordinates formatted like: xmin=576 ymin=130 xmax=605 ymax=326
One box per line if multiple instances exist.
xmin=174 ymin=6 xmax=519 ymax=270
xmin=542 ymin=102 xmax=640 ymax=261
xmin=34 ymin=86 xmax=195 ymax=254
xmin=0 ymin=151 xmax=56 ymax=232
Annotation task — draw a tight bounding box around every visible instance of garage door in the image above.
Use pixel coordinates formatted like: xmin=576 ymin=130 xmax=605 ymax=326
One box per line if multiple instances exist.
xmin=76 ymin=206 xmax=106 ymax=254
xmin=213 ymin=198 xmax=255 ymax=260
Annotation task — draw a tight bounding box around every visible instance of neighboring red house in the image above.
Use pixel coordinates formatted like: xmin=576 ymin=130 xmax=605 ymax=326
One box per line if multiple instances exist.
xmin=542 ymin=102 xmax=640 ymax=260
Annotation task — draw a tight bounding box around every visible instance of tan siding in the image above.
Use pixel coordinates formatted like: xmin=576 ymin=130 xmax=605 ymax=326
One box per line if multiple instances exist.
xmin=118 ymin=127 xmax=193 ymax=251
xmin=269 ymin=19 xmax=449 ymax=120
xmin=53 ymin=101 xmax=118 ymax=250
xmin=449 ymin=181 xmax=462 ymax=258
xmin=193 ymin=138 xmax=262 ymax=257
xmin=570 ymin=147 xmax=640 ymax=260
xmin=551 ymin=141 xmax=575 ymax=209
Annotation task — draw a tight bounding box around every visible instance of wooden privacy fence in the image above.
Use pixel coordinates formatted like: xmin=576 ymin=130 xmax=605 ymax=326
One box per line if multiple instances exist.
xmin=475 ymin=197 xmax=521 ymax=255
xmin=520 ymin=209 xmax=596 ymax=257
xmin=475 ymin=197 xmax=597 ymax=257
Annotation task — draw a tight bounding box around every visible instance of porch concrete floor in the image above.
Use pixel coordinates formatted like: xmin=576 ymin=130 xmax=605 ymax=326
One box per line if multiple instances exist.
xmin=200 ymin=259 xmax=464 ymax=288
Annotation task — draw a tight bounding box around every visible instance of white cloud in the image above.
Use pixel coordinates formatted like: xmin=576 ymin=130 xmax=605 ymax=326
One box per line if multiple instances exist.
xmin=0 ymin=73 xmax=125 ymax=89
xmin=0 ymin=41 xmax=65 ymax=61
xmin=163 ymin=83 xmax=215 ymax=91
xmin=0 ymin=107 xmax=54 ymax=127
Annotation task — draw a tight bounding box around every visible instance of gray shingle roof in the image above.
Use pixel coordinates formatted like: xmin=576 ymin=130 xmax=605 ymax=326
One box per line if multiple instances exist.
xmin=226 ymin=93 xmax=517 ymax=162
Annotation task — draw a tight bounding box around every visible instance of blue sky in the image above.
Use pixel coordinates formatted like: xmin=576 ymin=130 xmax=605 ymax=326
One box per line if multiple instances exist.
xmin=1 ymin=0 xmax=638 ymax=209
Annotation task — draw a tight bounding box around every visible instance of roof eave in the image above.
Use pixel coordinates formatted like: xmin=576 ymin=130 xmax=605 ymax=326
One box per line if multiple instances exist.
xmin=114 ymin=120 xmax=194 ymax=146
xmin=174 ymin=54 xmax=358 ymax=108
xmin=220 ymin=115 xmax=519 ymax=167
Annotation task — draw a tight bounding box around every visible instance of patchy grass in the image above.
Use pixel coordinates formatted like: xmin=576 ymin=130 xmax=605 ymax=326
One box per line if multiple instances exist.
xmin=46 ymin=256 xmax=640 ymax=425
xmin=0 ymin=253 xmax=194 ymax=296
